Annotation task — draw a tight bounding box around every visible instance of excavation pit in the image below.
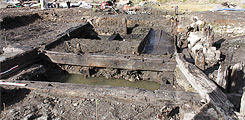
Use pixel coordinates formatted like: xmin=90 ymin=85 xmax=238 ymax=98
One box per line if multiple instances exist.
xmin=0 ymin=13 xmax=229 ymax=118
xmin=1 ymin=22 xmax=177 ymax=91
xmin=1 ymin=5 xmax=244 ymax=119
xmin=4 ymin=58 xmax=205 ymax=120
xmin=38 ymin=23 xmax=177 ymax=89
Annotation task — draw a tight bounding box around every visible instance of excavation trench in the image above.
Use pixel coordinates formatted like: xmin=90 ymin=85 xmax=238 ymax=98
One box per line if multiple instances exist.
xmin=42 ymin=23 xmax=176 ymax=90
xmin=3 ymin=22 xmax=178 ymax=91
xmin=4 ymin=7 xmax=245 ymax=119
xmin=1 ymin=22 xmax=200 ymax=119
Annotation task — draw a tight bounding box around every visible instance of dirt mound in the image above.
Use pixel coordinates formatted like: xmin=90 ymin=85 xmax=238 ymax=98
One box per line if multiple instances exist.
xmin=1 ymin=13 xmax=41 ymax=30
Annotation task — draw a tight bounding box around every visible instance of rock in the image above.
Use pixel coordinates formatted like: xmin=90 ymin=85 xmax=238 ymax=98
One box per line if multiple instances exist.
xmin=104 ymin=74 xmax=111 ymax=79
xmin=13 ymin=111 xmax=20 ymax=117
xmin=128 ymin=77 xmax=135 ymax=82
xmin=23 ymin=113 xmax=34 ymax=120
xmin=54 ymin=99 xmax=59 ymax=103
xmin=124 ymin=75 xmax=130 ymax=80
xmin=60 ymin=110 xmax=64 ymax=114
xmin=36 ymin=116 xmax=49 ymax=120
xmin=183 ymin=112 xmax=196 ymax=120
xmin=73 ymin=102 xmax=79 ymax=107
xmin=191 ymin=42 xmax=203 ymax=54
xmin=131 ymin=104 xmax=136 ymax=107
xmin=135 ymin=76 xmax=140 ymax=81
xmin=203 ymin=47 xmax=221 ymax=64
xmin=43 ymin=99 xmax=49 ymax=104
xmin=159 ymin=106 xmax=177 ymax=119
xmin=187 ymin=32 xmax=202 ymax=48
xmin=229 ymin=62 xmax=244 ymax=92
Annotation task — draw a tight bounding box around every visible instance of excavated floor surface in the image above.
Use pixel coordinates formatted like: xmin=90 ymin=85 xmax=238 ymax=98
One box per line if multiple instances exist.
xmin=51 ymin=38 xmax=141 ymax=54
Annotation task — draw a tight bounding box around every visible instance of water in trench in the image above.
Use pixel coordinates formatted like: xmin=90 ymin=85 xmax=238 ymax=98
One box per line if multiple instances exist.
xmin=49 ymin=74 xmax=160 ymax=91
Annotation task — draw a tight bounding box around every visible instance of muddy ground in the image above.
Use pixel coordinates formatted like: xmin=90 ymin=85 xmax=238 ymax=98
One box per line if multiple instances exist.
xmin=0 ymin=2 xmax=245 ymax=119
xmin=0 ymin=80 xmax=218 ymax=120
xmin=51 ymin=38 xmax=141 ymax=54
xmin=1 ymin=86 xmax=165 ymax=120
xmin=0 ymin=85 xmax=170 ymax=120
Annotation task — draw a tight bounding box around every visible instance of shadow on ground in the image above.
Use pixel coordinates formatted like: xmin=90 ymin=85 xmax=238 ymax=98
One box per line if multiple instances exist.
xmin=0 ymin=87 xmax=31 ymax=111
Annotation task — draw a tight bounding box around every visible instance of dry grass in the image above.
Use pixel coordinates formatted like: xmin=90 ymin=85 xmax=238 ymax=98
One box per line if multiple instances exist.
xmin=241 ymin=5 xmax=245 ymax=9
xmin=163 ymin=3 xmax=213 ymax=12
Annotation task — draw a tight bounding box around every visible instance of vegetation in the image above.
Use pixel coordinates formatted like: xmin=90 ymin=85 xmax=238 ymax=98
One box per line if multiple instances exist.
xmin=129 ymin=0 xmax=242 ymax=4
xmin=242 ymin=5 xmax=245 ymax=9
xmin=209 ymin=0 xmax=217 ymax=4
xmin=163 ymin=3 xmax=213 ymax=13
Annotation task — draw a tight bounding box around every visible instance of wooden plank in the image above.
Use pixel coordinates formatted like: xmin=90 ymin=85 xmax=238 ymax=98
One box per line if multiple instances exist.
xmin=153 ymin=30 xmax=175 ymax=54
xmin=154 ymin=29 xmax=161 ymax=46
xmin=9 ymin=80 xmax=202 ymax=104
xmin=138 ymin=29 xmax=174 ymax=55
xmin=176 ymin=53 xmax=237 ymax=120
xmin=1 ymin=48 xmax=38 ymax=73
xmin=44 ymin=50 xmax=171 ymax=62
xmin=43 ymin=50 xmax=176 ymax=72
xmin=215 ymin=64 xmax=228 ymax=92
xmin=241 ymin=88 xmax=245 ymax=116
xmin=122 ymin=18 xmax=127 ymax=34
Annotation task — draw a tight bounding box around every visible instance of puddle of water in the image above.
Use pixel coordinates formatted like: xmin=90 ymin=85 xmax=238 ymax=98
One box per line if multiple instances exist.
xmin=49 ymin=74 xmax=160 ymax=91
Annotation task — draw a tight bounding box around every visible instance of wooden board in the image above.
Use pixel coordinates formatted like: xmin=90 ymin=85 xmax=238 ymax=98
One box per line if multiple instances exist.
xmin=137 ymin=29 xmax=175 ymax=55
xmin=43 ymin=50 xmax=176 ymax=72
xmin=176 ymin=53 xmax=237 ymax=120
xmin=8 ymin=80 xmax=202 ymax=105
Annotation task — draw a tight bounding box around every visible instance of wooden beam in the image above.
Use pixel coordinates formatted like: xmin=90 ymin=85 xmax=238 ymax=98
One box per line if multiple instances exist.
xmin=8 ymin=80 xmax=202 ymax=105
xmin=43 ymin=50 xmax=176 ymax=72
xmin=176 ymin=53 xmax=237 ymax=120
xmin=1 ymin=48 xmax=39 ymax=77
xmin=122 ymin=18 xmax=127 ymax=34
xmin=137 ymin=29 xmax=174 ymax=55
xmin=240 ymin=88 xmax=245 ymax=116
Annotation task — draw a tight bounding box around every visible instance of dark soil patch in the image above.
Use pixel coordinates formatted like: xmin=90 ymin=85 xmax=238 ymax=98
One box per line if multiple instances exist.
xmin=0 ymin=87 xmax=31 ymax=110
xmin=1 ymin=13 xmax=41 ymax=30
